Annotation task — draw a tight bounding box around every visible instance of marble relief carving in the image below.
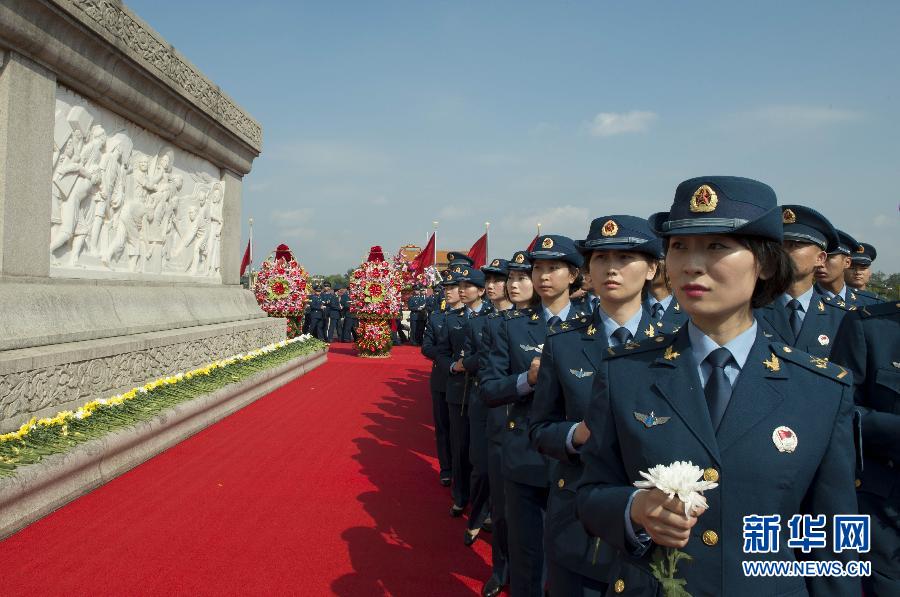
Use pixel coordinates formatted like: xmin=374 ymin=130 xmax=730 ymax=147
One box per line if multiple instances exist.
xmin=50 ymin=87 xmax=224 ymax=278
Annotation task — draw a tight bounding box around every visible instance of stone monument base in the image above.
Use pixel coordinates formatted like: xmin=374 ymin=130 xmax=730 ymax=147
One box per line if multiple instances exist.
xmin=0 ymin=277 xmax=283 ymax=432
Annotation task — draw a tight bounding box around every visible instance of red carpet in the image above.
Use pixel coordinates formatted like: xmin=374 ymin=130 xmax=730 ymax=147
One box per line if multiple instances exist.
xmin=1 ymin=345 xmax=495 ymax=595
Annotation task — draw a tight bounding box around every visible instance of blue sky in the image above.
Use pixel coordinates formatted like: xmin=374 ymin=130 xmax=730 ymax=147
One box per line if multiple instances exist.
xmin=128 ymin=0 xmax=899 ymax=274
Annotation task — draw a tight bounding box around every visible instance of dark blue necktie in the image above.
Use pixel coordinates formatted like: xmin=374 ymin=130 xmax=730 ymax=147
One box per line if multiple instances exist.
xmin=547 ymin=315 xmax=561 ymax=328
xmin=611 ymin=326 xmax=632 ymax=346
xmin=786 ymin=299 xmax=803 ymax=341
xmin=591 ymin=297 xmax=599 ymax=312
xmin=704 ymin=347 xmax=733 ymax=431
xmin=651 ymin=303 xmax=664 ymax=322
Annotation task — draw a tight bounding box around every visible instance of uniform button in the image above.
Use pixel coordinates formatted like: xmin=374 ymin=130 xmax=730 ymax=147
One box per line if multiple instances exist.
xmin=557 ymin=478 xmax=565 ymax=489
xmin=508 ymin=421 xmax=516 ymax=430
xmin=614 ymin=579 xmax=625 ymax=593
xmin=703 ymin=468 xmax=719 ymax=483
xmin=702 ymin=530 xmax=719 ymax=546
xmin=855 ymin=479 xmax=862 ymax=488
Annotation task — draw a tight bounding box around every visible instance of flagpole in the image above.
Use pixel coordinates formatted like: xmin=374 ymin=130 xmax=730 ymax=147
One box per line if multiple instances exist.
xmin=432 ymin=220 xmax=438 ymax=268
xmin=484 ymin=221 xmax=490 ymax=260
xmin=248 ymin=217 xmax=254 ymax=289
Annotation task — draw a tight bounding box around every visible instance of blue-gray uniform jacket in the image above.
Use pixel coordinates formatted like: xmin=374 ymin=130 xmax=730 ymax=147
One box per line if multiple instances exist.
xmin=756 ymin=287 xmax=849 ymax=358
xmin=576 ymin=326 xmax=859 ymax=597
xmin=409 ymin=295 xmax=427 ymax=321
xmin=322 ymin=291 xmax=340 ymax=317
xmin=530 ymin=307 xmax=678 ymax=581
xmin=851 ymin=288 xmax=884 ymax=307
xmin=422 ymin=309 xmax=450 ymax=393
xmin=478 ymin=310 xmax=511 ymax=444
xmin=480 ymin=302 xmax=590 ymax=487
xmin=308 ymin=294 xmax=323 ymax=319
xmin=831 ymin=299 xmax=900 ymax=482
xmin=340 ymin=292 xmax=351 ymax=316
xmin=436 ymin=305 xmax=494 ymax=406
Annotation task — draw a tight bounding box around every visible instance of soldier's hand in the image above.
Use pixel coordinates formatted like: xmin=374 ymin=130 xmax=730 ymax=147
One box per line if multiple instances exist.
xmin=572 ymin=421 xmax=590 ymax=447
xmin=452 ymin=358 xmax=465 ymax=373
xmin=630 ymin=488 xmax=703 ymax=548
xmin=527 ymin=357 xmax=541 ymax=385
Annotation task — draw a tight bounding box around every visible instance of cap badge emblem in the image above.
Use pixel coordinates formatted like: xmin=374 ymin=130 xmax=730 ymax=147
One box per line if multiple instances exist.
xmin=856 ymin=245 xmax=865 ymax=253
xmin=463 ymin=269 xmax=469 ymax=275
xmin=782 ymin=208 xmax=797 ymax=224
xmin=514 ymin=253 xmax=525 ymax=264
xmin=453 ymin=266 xmax=462 ymax=273
xmin=492 ymin=259 xmax=500 ymax=266
xmin=689 ymin=185 xmax=718 ymax=213
xmin=542 ymin=237 xmax=554 ymax=249
xmin=772 ymin=426 xmax=798 ymax=453
xmin=602 ymin=220 xmax=619 ymax=237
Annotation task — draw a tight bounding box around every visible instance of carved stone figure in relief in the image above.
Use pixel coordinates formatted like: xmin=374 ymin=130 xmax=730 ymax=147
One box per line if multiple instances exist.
xmin=180 ymin=189 xmax=212 ymax=275
xmin=208 ymin=182 xmax=224 ymax=275
xmin=50 ymin=132 xmax=102 ymax=262
xmin=143 ymin=174 xmax=183 ymax=274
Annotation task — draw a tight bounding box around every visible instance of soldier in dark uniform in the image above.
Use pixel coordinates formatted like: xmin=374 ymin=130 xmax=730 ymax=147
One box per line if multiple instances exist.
xmin=422 ymin=273 xmax=463 ymax=487
xmin=458 ymin=259 xmax=514 ymax=552
xmin=308 ymin=285 xmax=325 ymax=340
xmin=846 ymin=242 xmax=883 ymax=305
xmin=341 ymin=286 xmax=358 ymax=342
xmin=322 ymin=283 xmax=340 ymax=343
xmin=645 ymin=255 xmax=688 ymax=330
xmin=436 ymin=257 xmax=487 ymax=519
xmin=479 ymin=251 xmax=536 ymax=597
xmin=577 ymin=176 xmax=858 ymax=596
xmin=481 ymin=235 xmax=590 ymax=597
xmin=756 ymin=205 xmax=849 ymax=358
xmin=408 ymin=284 xmax=428 ymax=346
xmin=531 ymin=216 xmax=678 ymax=596
xmin=831 ymin=301 xmax=899 ymax=595
xmin=814 ymin=229 xmax=862 ymax=307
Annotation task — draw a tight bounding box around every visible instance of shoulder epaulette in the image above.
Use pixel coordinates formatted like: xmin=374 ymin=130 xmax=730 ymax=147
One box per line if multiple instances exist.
xmin=768 ymin=343 xmax=852 ymax=386
xmin=487 ymin=311 xmax=503 ymax=319
xmin=504 ymin=308 xmax=531 ymax=320
xmin=547 ymin=316 xmax=590 ymax=336
xmin=607 ymin=334 xmax=676 ymax=358
xmin=858 ymin=301 xmax=900 ymax=319
xmin=821 ymin=295 xmax=856 ymax=312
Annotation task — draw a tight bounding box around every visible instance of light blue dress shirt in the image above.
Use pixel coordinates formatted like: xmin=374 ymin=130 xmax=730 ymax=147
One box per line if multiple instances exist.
xmin=624 ymin=320 xmax=758 ymax=553
xmin=515 ymin=301 xmax=572 ymax=395
xmin=777 ymin=285 xmax=815 ymax=326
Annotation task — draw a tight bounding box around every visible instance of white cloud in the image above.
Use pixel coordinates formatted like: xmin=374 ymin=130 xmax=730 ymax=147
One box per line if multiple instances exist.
xmin=501 ymin=204 xmax=591 ymax=238
xmin=273 ymin=208 xmax=317 ymax=242
xmin=587 ymin=111 xmax=657 ymax=137
xmin=872 ymin=214 xmax=894 ymax=228
xmin=741 ymin=105 xmax=863 ymax=128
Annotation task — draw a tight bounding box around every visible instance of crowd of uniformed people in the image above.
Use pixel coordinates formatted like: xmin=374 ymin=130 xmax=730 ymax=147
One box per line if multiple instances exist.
xmin=418 ymin=176 xmax=896 ymax=597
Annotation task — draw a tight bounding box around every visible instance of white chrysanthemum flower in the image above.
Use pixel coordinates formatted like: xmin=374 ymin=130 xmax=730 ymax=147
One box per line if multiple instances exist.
xmin=97 ymin=398 xmax=108 ymax=405
xmin=634 ymin=460 xmax=719 ymax=516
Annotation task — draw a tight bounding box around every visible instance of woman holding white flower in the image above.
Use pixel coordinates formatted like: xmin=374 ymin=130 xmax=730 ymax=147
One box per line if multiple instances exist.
xmin=576 ymin=177 xmax=859 ymax=596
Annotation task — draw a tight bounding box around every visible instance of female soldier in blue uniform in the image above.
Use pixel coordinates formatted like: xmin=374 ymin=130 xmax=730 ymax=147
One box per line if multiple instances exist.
xmin=831 ymin=301 xmax=900 ymax=595
xmin=577 ymin=176 xmax=859 ymax=596
xmin=422 ymin=272 xmax=463 ymax=487
xmin=437 ymin=261 xmax=490 ymax=518
xmin=479 ymin=251 xmax=538 ymax=597
xmin=481 ymin=235 xmax=589 ymax=597
xmin=530 ymin=216 xmax=678 ymax=595
xmin=462 ymin=259 xmax=514 ymax=550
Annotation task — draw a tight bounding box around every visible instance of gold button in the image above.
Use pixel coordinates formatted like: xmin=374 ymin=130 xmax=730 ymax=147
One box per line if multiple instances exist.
xmin=557 ymin=478 xmax=565 ymax=489
xmin=855 ymin=479 xmax=861 ymax=488
xmin=508 ymin=421 xmax=516 ymax=429
xmin=702 ymin=530 xmax=719 ymax=546
xmin=782 ymin=346 xmax=793 ymax=353
xmin=703 ymin=468 xmax=719 ymax=483
xmin=614 ymin=579 xmax=625 ymax=593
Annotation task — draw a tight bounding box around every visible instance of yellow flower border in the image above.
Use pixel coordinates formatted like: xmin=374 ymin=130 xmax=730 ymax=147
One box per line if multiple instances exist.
xmin=0 ymin=335 xmax=315 ymax=445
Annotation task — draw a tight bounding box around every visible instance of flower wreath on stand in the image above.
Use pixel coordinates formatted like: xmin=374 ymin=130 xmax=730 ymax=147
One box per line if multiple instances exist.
xmin=253 ymin=243 xmax=310 ymax=338
xmin=350 ymin=246 xmax=401 ymax=357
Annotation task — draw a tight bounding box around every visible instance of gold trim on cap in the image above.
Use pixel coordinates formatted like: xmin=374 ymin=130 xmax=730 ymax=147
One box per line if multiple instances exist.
xmin=690 ymin=185 xmax=718 ymax=213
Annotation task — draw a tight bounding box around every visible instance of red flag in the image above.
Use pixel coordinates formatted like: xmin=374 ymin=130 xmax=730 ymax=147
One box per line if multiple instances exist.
xmin=467 ymin=233 xmax=488 ymax=269
xmin=239 ymin=239 xmax=251 ymax=276
xmin=410 ymin=233 xmax=436 ymax=272
xmin=526 ymin=234 xmax=539 ymax=252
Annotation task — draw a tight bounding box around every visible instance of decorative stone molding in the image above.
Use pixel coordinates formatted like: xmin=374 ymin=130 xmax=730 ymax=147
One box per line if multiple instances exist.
xmin=60 ymin=0 xmax=262 ymax=150
xmin=0 ymin=319 xmax=284 ymax=428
